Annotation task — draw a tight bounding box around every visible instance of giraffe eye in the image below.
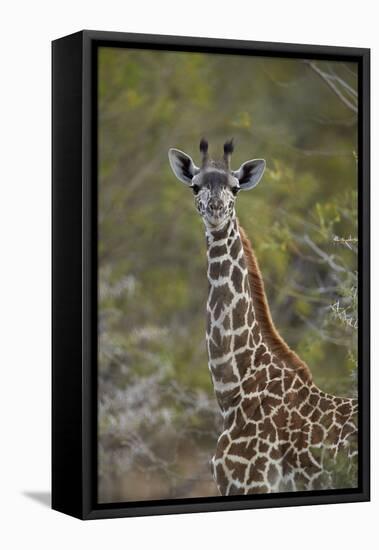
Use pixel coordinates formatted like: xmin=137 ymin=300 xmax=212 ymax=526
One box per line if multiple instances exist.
xmin=192 ymin=184 xmax=200 ymax=195
xmin=232 ymin=186 xmax=239 ymax=196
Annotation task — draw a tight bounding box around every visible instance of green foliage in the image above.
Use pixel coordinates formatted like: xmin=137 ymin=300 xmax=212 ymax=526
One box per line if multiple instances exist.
xmin=97 ymin=48 xmax=358 ymax=502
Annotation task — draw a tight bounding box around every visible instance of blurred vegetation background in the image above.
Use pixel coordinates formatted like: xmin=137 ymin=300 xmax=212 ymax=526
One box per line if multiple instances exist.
xmin=98 ymin=47 xmax=358 ymax=503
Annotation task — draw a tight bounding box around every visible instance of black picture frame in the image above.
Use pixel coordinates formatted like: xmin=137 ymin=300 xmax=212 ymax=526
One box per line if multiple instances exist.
xmin=52 ymin=30 xmax=370 ymax=520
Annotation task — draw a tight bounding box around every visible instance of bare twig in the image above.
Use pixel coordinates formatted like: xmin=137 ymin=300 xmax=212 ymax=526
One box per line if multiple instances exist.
xmin=304 ymin=61 xmax=358 ymax=114
xmin=303 ymin=234 xmax=347 ymax=273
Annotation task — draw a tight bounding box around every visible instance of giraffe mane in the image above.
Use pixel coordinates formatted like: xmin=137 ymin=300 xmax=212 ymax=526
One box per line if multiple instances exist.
xmin=238 ymin=223 xmax=312 ymax=382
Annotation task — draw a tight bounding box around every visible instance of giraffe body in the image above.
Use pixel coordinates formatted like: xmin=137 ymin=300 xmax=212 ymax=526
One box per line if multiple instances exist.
xmin=206 ymin=218 xmax=358 ymax=495
xmin=168 ymin=140 xmax=358 ymax=495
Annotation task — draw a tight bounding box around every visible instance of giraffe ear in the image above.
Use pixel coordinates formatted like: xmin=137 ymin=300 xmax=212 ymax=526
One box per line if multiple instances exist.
xmin=233 ymin=159 xmax=266 ymax=190
xmin=168 ymin=148 xmax=200 ymax=186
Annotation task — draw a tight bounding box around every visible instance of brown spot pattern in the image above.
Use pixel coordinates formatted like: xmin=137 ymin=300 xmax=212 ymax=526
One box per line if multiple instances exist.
xmin=205 ymin=218 xmax=358 ymax=495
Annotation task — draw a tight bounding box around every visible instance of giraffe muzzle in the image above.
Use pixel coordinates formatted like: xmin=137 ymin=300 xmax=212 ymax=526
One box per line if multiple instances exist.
xmin=207 ymin=199 xmax=225 ymax=222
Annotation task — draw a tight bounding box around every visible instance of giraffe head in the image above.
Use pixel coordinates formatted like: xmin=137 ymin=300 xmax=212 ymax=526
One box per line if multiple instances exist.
xmin=168 ymin=139 xmax=265 ymax=230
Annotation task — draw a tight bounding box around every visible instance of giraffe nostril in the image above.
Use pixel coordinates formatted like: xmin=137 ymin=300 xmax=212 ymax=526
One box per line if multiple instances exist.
xmin=209 ymin=200 xmax=223 ymax=213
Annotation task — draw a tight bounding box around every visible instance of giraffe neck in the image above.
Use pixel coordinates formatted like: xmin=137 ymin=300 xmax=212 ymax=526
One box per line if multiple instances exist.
xmin=205 ymin=216 xmax=263 ymax=413
xmin=239 ymin=225 xmax=311 ymax=382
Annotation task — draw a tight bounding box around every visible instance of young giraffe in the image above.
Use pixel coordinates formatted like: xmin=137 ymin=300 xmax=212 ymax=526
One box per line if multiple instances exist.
xmin=168 ymin=139 xmax=358 ymax=495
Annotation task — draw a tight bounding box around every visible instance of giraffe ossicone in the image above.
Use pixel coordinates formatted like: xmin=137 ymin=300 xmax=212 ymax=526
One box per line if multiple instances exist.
xmin=168 ymin=139 xmax=358 ymax=495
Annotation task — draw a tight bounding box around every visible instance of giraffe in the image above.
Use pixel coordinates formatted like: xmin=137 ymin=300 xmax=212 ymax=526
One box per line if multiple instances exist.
xmin=168 ymin=139 xmax=358 ymax=495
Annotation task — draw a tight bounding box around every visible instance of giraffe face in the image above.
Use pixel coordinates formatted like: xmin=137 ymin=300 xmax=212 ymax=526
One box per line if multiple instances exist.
xmin=168 ymin=141 xmax=266 ymax=229
xmin=191 ymin=170 xmax=239 ymax=229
